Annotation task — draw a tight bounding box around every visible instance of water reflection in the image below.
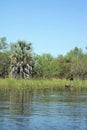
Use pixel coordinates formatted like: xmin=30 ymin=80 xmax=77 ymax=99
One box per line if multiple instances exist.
xmin=9 ymin=89 xmax=33 ymax=116
xmin=0 ymin=90 xmax=87 ymax=130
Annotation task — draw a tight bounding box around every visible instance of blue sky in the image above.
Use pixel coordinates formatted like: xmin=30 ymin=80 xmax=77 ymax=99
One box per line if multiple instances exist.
xmin=0 ymin=0 xmax=87 ymax=57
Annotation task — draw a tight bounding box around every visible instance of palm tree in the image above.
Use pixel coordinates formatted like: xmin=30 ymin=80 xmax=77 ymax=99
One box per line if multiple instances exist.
xmin=10 ymin=40 xmax=34 ymax=79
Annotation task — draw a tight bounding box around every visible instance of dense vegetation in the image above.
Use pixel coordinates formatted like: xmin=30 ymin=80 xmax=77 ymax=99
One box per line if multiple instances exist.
xmin=0 ymin=78 xmax=87 ymax=92
xmin=0 ymin=36 xmax=87 ymax=80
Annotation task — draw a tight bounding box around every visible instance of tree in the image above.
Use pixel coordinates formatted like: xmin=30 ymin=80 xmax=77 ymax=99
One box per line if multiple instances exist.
xmin=0 ymin=37 xmax=8 ymax=51
xmin=0 ymin=37 xmax=10 ymax=78
xmin=10 ymin=40 xmax=34 ymax=78
xmin=34 ymin=53 xmax=54 ymax=78
xmin=0 ymin=52 xmax=10 ymax=78
xmin=66 ymin=47 xmax=84 ymax=79
xmin=54 ymin=55 xmax=69 ymax=79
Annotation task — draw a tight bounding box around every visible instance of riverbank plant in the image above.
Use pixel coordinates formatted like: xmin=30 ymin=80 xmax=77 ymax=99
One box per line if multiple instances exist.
xmin=0 ymin=78 xmax=87 ymax=92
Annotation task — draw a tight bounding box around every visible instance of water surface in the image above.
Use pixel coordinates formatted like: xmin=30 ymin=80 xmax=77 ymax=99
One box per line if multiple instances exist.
xmin=0 ymin=90 xmax=87 ymax=130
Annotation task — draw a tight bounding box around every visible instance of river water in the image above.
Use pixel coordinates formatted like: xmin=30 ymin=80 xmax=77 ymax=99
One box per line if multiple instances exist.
xmin=0 ymin=89 xmax=87 ymax=130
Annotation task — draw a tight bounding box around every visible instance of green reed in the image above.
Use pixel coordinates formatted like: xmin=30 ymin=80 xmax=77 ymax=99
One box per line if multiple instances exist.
xmin=0 ymin=78 xmax=87 ymax=91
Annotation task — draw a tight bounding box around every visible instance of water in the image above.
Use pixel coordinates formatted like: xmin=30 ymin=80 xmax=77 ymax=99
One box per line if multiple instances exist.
xmin=0 ymin=90 xmax=87 ymax=130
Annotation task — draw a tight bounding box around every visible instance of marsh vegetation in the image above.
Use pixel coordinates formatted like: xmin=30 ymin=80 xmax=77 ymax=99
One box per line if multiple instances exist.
xmin=0 ymin=78 xmax=87 ymax=92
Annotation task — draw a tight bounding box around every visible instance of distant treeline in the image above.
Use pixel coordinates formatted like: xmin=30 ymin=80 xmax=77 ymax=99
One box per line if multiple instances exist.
xmin=0 ymin=37 xmax=87 ymax=79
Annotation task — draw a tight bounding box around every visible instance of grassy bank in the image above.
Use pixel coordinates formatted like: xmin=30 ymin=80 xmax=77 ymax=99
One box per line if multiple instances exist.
xmin=0 ymin=78 xmax=87 ymax=92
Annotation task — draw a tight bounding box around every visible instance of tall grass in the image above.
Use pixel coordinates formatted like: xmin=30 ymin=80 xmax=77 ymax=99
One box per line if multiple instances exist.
xmin=0 ymin=78 xmax=87 ymax=92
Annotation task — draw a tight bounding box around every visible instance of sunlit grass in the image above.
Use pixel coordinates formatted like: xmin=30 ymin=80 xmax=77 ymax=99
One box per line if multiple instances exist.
xmin=0 ymin=78 xmax=87 ymax=92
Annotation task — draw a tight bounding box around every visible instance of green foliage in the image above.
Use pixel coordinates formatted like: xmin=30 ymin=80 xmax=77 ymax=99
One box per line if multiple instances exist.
xmin=10 ymin=40 xmax=33 ymax=63
xmin=10 ymin=40 xmax=34 ymax=78
xmin=0 ymin=36 xmax=87 ymax=80
xmin=66 ymin=47 xmax=87 ymax=79
xmin=0 ymin=52 xmax=10 ymax=77
xmin=0 ymin=37 xmax=10 ymax=78
xmin=0 ymin=37 xmax=8 ymax=51
xmin=34 ymin=53 xmax=54 ymax=78
xmin=33 ymin=47 xmax=87 ymax=79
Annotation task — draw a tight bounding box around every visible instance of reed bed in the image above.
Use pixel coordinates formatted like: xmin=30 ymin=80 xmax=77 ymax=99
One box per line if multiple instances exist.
xmin=0 ymin=78 xmax=87 ymax=92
